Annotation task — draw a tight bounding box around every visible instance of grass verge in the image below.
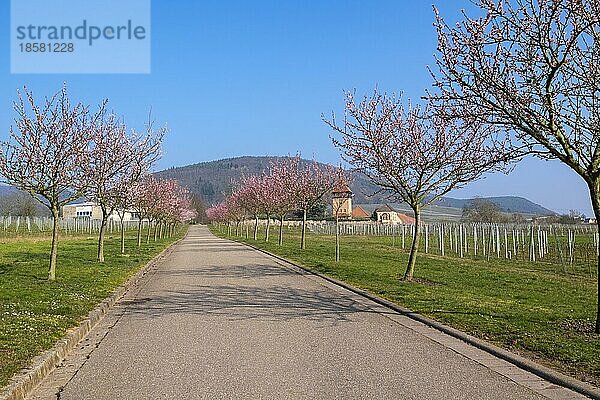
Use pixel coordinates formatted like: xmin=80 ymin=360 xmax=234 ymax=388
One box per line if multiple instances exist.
xmin=211 ymin=225 xmax=599 ymax=387
xmin=0 ymin=228 xmax=186 ymax=388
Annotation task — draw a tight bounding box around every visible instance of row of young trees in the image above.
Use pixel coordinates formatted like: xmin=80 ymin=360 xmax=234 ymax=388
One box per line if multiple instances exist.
xmin=207 ymin=0 xmax=600 ymax=334
xmin=122 ymin=176 xmax=197 ymax=253
xmin=206 ymin=155 xmax=338 ymax=249
xmin=324 ymin=0 xmax=600 ymax=333
xmin=0 ymin=86 xmax=196 ymax=280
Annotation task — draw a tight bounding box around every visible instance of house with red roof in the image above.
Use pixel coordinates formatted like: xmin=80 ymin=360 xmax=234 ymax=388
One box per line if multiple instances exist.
xmin=373 ymin=204 xmax=415 ymax=224
xmin=351 ymin=205 xmax=370 ymax=220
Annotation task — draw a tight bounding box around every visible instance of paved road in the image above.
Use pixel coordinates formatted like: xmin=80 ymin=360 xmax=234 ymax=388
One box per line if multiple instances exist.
xmin=28 ymin=226 xmax=586 ymax=399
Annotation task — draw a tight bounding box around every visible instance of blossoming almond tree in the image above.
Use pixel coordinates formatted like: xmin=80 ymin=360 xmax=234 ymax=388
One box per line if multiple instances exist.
xmin=324 ymin=90 xmax=511 ymax=280
xmin=85 ymin=113 xmax=132 ymax=262
xmin=206 ymin=202 xmax=231 ymax=234
xmin=109 ymin=119 xmax=167 ymax=254
xmin=160 ymin=180 xmax=188 ymax=238
xmin=430 ymin=0 xmax=600 ymax=333
xmin=268 ymin=158 xmax=297 ymax=246
xmin=235 ymin=175 xmax=265 ymax=240
xmin=148 ymin=178 xmax=178 ymax=241
xmin=112 ymin=181 xmax=135 ymax=254
xmin=288 ymin=156 xmax=336 ymax=250
xmin=129 ymin=177 xmax=194 ymax=243
xmin=171 ymin=188 xmax=197 ymax=231
xmin=0 ymin=86 xmax=100 ymax=280
xmin=223 ymin=190 xmax=247 ymax=236
xmin=111 ymin=121 xmax=165 ymax=253
xmin=260 ymin=174 xmax=282 ymax=243
xmin=131 ymin=176 xmax=161 ymax=246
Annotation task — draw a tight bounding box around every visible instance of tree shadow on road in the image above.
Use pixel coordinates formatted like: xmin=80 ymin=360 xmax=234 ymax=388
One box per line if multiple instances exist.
xmin=153 ymin=263 xmax=305 ymax=279
xmin=121 ymin=284 xmax=372 ymax=324
xmin=171 ymin=244 xmax=246 ymax=253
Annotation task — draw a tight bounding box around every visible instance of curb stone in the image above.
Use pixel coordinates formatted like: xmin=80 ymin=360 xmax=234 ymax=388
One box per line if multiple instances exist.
xmin=0 ymin=237 xmax=183 ymax=400
xmin=239 ymin=240 xmax=600 ymax=400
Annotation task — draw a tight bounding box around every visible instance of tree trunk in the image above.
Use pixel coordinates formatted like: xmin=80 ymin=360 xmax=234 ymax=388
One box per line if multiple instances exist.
xmin=253 ymin=215 xmax=259 ymax=240
xmin=265 ymin=215 xmax=270 ymax=242
xmin=49 ymin=206 xmax=59 ymax=281
xmin=147 ymin=220 xmax=152 ymax=244
xmin=137 ymin=219 xmax=142 ymax=247
xmin=97 ymin=216 xmax=107 ymax=262
xmin=120 ymin=217 xmax=126 ymax=254
xmin=153 ymin=221 xmax=158 ymax=241
xmin=587 ymin=179 xmax=600 ymax=334
xmin=301 ymin=209 xmax=307 ymax=249
xmin=404 ymin=206 xmax=421 ymax=281
xmin=335 ymin=215 xmax=340 ymax=262
xmin=278 ymin=215 xmax=285 ymax=246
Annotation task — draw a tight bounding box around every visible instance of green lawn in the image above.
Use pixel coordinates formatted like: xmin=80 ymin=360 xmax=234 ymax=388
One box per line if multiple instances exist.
xmin=0 ymin=228 xmax=185 ymax=388
xmin=212 ymin=225 xmax=599 ymax=386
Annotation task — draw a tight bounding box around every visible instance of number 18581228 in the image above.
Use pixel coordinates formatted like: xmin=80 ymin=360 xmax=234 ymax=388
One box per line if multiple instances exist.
xmin=19 ymin=43 xmax=74 ymax=52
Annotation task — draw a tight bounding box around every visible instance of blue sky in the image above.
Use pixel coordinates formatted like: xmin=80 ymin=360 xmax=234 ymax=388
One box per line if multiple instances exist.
xmin=0 ymin=1 xmax=590 ymax=215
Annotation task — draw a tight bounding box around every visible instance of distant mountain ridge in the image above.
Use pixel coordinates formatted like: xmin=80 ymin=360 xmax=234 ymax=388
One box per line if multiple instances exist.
xmin=155 ymin=156 xmax=555 ymax=216
xmin=435 ymin=196 xmax=554 ymax=216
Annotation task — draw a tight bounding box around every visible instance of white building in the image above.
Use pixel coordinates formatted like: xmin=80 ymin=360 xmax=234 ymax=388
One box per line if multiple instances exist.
xmin=373 ymin=204 xmax=416 ymax=225
xmin=62 ymin=202 xmax=139 ymax=222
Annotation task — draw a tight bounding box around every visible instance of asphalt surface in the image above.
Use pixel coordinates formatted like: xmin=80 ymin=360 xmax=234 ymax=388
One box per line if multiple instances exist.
xmin=27 ymin=226 xmax=588 ymax=399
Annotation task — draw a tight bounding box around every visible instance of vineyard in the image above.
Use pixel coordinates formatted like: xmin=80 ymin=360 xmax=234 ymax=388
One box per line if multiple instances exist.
xmin=314 ymin=222 xmax=598 ymax=272
xmin=0 ymin=216 xmax=143 ymax=237
xmin=222 ymin=220 xmax=600 ymax=276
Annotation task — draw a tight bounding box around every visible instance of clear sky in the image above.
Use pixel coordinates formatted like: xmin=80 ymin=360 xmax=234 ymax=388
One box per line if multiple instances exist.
xmin=0 ymin=1 xmax=591 ymax=215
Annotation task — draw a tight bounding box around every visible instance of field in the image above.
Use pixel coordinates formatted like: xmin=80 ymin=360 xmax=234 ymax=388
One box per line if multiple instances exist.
xmin=211 ymin=224 xmax=600 ymax=386
xmin=0 ymin=228 xmax=185 ymax=388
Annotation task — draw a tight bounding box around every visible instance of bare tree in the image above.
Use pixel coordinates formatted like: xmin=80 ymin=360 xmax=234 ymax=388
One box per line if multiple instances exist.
xmin=324 ymin=90 xmax=510 ymax=280
xmin=430 ymin=0 xmax=600 ymax=333
xmin=0 ymin=86 xmax=98 ymax=280
xmin=0 ymin=191 xmax=47 ymax=217
xmin=462 ymin=198 xmax=506 ymax=223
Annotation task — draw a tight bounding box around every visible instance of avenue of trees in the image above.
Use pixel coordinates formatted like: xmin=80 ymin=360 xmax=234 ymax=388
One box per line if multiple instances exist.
xmin=206 ymin=155 xmax=336 ymax=249
xmin=206 ymin=0 xmax=600 ymax=334
xmin=0 ymin=86 xmax=197 ymax=280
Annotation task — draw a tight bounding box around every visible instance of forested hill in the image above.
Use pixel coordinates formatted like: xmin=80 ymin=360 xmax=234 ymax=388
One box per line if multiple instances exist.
xmin=155 ymin=155 xmax=389 ymax=206
xmin=155 ymin=156 xmax=286 ymax=205
xmin=436 ymin=196 xmax=554 ymax=216
xmin=155 ymin=155 xmax=555 ymax=215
